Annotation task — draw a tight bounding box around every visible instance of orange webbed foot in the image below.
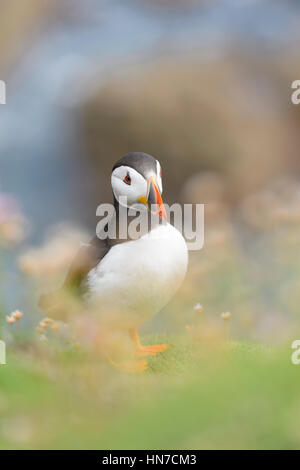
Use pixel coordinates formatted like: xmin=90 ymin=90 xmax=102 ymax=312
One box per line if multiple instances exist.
xmin=130 ymin=328 xmax=170 ymax=358
xmin=106 ymin=354 xmax=148 ymax=373
xmin=121 ymin=359 xmax=149 ymax=373
xmin=135 ymin=344 xmax=170 ymax=357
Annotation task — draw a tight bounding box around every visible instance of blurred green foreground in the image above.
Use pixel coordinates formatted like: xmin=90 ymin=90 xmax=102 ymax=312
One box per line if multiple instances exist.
xmin=0 ymin=338 xmax=299 ymax=450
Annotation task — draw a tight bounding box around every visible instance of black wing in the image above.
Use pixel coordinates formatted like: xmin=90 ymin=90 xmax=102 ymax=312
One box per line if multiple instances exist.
xmin=63 ymin=236 xmax=111 ymax=294
xmin=38 ymin=236 xmax=111 ymax=317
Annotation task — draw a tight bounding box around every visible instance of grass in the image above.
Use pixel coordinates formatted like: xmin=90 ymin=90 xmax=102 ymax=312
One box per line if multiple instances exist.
xmin=0 ymin=333 xmax=299 ymax=449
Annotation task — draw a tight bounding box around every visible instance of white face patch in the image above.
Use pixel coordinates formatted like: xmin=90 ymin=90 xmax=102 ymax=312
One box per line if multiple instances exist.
xmin=111 ymin=165 xmax=148 ymax=210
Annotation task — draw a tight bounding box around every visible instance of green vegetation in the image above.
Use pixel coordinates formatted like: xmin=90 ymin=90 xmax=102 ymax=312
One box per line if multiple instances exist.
xmin=0 ymin=336 xmax=298 ymax=450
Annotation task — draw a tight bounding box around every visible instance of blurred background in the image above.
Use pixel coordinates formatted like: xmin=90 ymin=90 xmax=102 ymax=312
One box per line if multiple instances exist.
xmin=1 ymin=0 xmax=300 ymax=450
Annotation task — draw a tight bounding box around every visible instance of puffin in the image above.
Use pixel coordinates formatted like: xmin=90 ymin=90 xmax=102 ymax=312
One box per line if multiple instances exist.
xmin=41 ymin=152 xmax=188 ymax=371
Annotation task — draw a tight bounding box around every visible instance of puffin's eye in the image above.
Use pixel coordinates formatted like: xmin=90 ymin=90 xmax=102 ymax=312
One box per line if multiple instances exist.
xmin=123 ymin=173 xmax=131 ymax=185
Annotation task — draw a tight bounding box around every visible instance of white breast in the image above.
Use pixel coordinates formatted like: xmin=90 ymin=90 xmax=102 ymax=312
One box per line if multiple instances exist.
xmin=86 ymin=223 xmax=188 ymax=328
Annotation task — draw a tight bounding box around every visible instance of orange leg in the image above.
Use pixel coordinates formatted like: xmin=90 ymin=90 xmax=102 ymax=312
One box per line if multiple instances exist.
xmin=105 ymin=352 xmax=148 ymax=373
xmin=130 ymin=328 xmax=170 ymax=357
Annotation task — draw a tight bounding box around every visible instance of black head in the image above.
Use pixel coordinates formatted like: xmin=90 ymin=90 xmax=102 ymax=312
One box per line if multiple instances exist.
xmin=112 ymin=152 xmax=158 ymax=180
xmin=111 ymin=151 xmax=165 ymax=218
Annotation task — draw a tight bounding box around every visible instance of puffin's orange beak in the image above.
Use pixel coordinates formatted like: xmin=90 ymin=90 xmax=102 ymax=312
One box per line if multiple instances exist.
xmin=151 ymin=179 xmax=167 ymax=221
xmin=138 ymin=176 xmax=167 ymax=221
